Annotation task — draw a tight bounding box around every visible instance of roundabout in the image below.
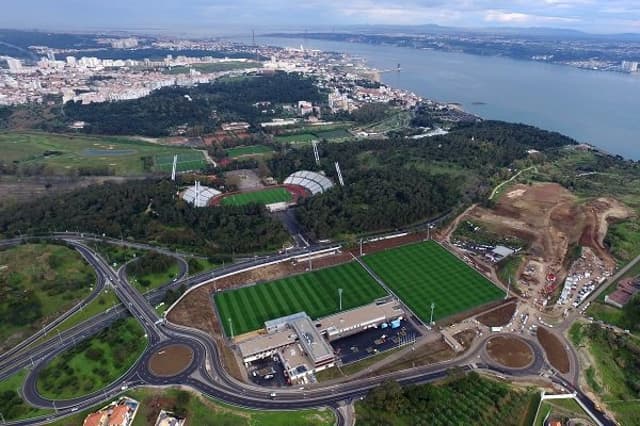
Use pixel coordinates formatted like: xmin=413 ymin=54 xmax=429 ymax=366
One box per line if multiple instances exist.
xmin=485 ymin=335 xmax=535 ymax=370
xmin=148 ymin=344 xmax=195 ymax=377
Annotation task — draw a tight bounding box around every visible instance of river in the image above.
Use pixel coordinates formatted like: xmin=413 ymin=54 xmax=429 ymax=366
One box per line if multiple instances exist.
xmin=242 ymin=36 xmax=640 ymax=160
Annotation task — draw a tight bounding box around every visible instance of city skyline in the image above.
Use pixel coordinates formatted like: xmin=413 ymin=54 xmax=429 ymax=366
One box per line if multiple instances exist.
xmin=2 ymin=0 xmax=640 ymax=35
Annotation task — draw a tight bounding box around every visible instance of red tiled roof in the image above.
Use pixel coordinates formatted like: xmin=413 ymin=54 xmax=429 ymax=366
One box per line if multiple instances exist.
xmin=108 ymin=405 xmax=129 ymax=426
xmin=83 ymin=412 xmax=106 ymax=426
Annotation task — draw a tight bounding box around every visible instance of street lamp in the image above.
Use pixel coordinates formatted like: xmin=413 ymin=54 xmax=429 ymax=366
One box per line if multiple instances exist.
xmin=228 ymin=317 xmax=234 ymax=340
xmin=430 ymin=302 xmax=436 ymax=326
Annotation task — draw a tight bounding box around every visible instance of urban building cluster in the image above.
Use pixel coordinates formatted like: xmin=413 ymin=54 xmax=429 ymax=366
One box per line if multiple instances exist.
xmin=235 ymin=300 xmax=404 ymax=385
xmin=0 ymin=51 xmax=259 ymax=105
xmin=1 ymin=38 xmax=423 ymax=114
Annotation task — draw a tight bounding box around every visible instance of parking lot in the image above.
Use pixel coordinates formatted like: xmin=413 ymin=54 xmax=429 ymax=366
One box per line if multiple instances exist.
xmin=331 ymin=319 xmax=421 ymax=365
xmin=247 ymin=356 xmax=288 ymax=387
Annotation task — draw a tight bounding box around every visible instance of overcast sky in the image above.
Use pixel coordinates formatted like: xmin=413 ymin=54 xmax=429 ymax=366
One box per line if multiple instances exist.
xmin=2 ymin=0 xmax=639 ymax=34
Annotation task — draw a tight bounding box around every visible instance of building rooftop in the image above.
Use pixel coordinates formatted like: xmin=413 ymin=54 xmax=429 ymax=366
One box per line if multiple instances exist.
xmin=108 ymin=405 xmax=129 ymax=426
xmin=316 ymin=300 xmax=404 ymax=339
xmin=279 ymin=343 xmax=312 ymax=378
xmin=83 ymin=412 xmax=107 ymax=426
xmin=237 ymin=330 xmax=297 ymax=359
xmin=289 ymin=314 xmax=334 ymax=365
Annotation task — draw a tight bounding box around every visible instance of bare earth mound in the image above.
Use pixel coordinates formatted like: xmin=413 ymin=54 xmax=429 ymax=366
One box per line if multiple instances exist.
xmin=462 ymin=183 xmax=632 ymax=288
xmin=148 ymin=344 xmax=194 ymax=377
xmin=486 ymin=336 xmax=534 ymax=369
xmin=536 ymin=327 xmax=570 ymax=373
xmin=476 ymin=301 xmax=517 ymax=327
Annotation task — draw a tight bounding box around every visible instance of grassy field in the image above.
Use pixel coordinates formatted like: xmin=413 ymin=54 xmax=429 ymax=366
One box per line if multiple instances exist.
xmin=51 ymin=387 xmax=334 ymax=426
xmin=586 ymin=259 xmax=640 ymax=332
xmin=30 ymin=288 xmax=120 ymax=350
xmin=0 ymin=369 xmax=52 ymax=421
xmin=0 ymin=131 xmax=202 ymax=176
xmin=534 ymin=398 xmax=589 ymax=426
xmin=127 ymin=259 xmax=179 ymax=293
xmin=162 ymin=61 xmax=261 ymax=75
xmin=363 ymin=241 xmax=505 ymax=323
xmin=214 ymin=261 xmax=387 ymax=335
xmin=226 ymin=145 xmax=273 ymax=158
xmin=314 ymin=129 xmax=351 ymax=140
xmin=0 ymin=243 xmax=95 ymax=350
xmin=220 ymin=188 xmax=292 ymax=207
xmin=154 ymin=151 xmax=207 ymax=173
xmin=187 ymin=257 xmax=219 ymax=275
xmin=37 ymin=317 xmax=147 ymax=399
xmin=571 ymin=323 xmax=640 ymax=425
xmin=274 ymin=133 xmax=317 ymax=144
xmin=356 ymin=372 xmax=538 ymax=426
xmin=93 ymin=242 xmax=144 ymax=268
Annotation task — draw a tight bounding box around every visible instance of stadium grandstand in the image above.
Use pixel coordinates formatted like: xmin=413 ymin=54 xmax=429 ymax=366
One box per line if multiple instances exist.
xmin=284 ymin=171 xmax=334 ymax=195
xmin=181 ymin=181 xmax=221 ymax=207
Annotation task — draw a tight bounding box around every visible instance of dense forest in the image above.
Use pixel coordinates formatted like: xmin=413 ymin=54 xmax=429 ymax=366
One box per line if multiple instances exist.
xmin=64 ymin=72 xmax=325 ymax=136
xmin=269 ymin=120 xmax=576 ymax=238
xmin=296 ymin=168 xmax=460 ymax=238
xmin=0 ymin=179 xmax=289 ymax=255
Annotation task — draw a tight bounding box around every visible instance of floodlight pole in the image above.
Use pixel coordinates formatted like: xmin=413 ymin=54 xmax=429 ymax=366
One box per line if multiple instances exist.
xmin=338 ymin=288 xmax=343 ymax=311
xmin=506 ymin=277 xmax=511 ymax=300
xmin=228 ymin=317 xmax=234 ymax=340
xmin=359 ymin=239 xmax=363 ymax=257
xmin=430 ymin=302 xmax=435 ymax=326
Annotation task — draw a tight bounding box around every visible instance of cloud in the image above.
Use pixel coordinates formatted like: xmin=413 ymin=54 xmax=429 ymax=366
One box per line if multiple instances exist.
xmin=0 ymin=0 xmax=639 ymax=33
xmin=484 ymin=9 xmax=580 ymax=24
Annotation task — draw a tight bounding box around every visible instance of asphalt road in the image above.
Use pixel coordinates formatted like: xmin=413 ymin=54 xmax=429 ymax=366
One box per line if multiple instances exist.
xmin=0 ymin=234 xmax=617 ymax=426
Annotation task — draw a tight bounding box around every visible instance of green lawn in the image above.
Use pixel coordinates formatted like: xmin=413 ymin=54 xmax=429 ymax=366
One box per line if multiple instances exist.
xmin=93 ymin=242 xmax=144 ymax=269
xmin=314 ymin=129 xmax=351 ymax=140
xmin=226 ymin=145 xmax=273 ymax=158
xmin=573 ymin=323 xmax=640 ymax=425
xmin=534 ymin=399 xmax=589 ymax=426
xmin=214 ymin=261 xmax=387 ymax=335
xmin=162 ymin=61 xmax=262 ymax=75
xmin=0 ymin=131 xmax=202 ymax=176
xmin=188 ymin=257 xmax=220 ymax=275
xmin=154 ymin=151 xmax=207 ymax=173
xmin=220 ymin=188 xmax=292 ymax=207
xmin=274 ymin=133 xmax=317 ymax=144
xmin=51 ymin=387 xmax=333 ymax=426
xmin=0 ymin=243 xmax=95 ymax=350
xmin=32 ymin=288 xmax=120 ymax=348
xmin=363 ymin=241 xmax=505 ymax=323
xmin=0 ymin=369 xmax=52 ymax=421
xmin=37 ymin=317 xmax=147 ymax=399
xmin=128 ymin=263 xmax=179 ymax=293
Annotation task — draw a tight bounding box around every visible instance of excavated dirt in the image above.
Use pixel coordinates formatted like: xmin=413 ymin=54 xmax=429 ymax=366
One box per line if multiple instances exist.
xmin=537 ymin=327 xmax=570 ymax=374
xmin=461 ymin=183 xmax=632 ymax=288
xmin=486 ymin=336 xmax=534 ymax=369
xmin=148 ymin=344 xmax=194 ymax=377
xmin=476 ymin=301 xmax=517 ymax=327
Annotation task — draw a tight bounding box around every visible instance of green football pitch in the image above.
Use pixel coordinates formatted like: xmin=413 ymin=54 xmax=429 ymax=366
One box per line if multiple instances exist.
xmin=363 ymin=240 xmax=504 ymax=323
xmin=154 ymin=152 xmax=207 ymax=172
xmin=214 ymin=261 xmax=388 ymax=336
xmin=225 ymin=145 xmax=273 ymax=158
xmin=220 ymin=188 xmax=292 ymax=207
